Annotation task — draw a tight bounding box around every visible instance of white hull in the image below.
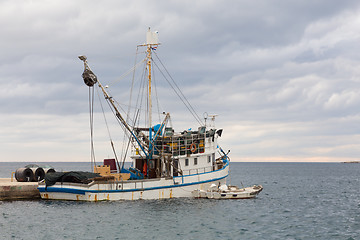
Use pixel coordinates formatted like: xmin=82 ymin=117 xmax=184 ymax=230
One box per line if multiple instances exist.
xmin=38 ymin=162 xmax=229 ymax=201
xmin=192 ymin=185 xmax=263 ymax=199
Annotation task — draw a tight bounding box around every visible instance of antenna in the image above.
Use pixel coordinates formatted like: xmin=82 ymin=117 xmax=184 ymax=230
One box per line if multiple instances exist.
xmin=208 ymin=114 xmax=218 ymax=128
xmin=203 ymin=112 xmax=208 ymax=127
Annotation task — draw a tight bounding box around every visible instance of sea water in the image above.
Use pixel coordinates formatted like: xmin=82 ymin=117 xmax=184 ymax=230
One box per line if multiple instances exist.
xmin=0 ymin=162 xmax=359 ymax=239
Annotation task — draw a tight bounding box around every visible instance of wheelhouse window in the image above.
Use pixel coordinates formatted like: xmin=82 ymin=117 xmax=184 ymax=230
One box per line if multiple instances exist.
xmin=208 ymin=156 xmax=211 ymax=163
xmin=194 ymin=157 xmax=198 ymax=165
xmin=185 ymin=158 xmax=189 ymax=166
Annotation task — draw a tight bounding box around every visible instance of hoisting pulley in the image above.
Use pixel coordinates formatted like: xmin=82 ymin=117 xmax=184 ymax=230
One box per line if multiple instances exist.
xmin=82 ymin=69 xmax=97 ymax=87
xmin=78 ymin=55 xmax=98 ymax=87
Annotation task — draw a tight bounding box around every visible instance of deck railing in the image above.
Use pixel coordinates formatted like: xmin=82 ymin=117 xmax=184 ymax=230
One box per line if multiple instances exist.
xmin=92 ymin=162 xmax=226 ymax=190
xmin=153 ymin=130 xmax=216 ymax=157
xmin=181 ymin=166 xmax=214 ymax=176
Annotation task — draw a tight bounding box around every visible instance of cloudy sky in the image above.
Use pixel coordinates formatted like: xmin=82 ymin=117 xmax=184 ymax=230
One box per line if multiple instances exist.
xmin=1 ymin=0 xmax=360 ymax=162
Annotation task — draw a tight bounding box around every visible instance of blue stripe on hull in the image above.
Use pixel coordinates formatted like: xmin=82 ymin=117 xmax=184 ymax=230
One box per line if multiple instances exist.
xmin=38 ymin=174 xmax=228 ymax=195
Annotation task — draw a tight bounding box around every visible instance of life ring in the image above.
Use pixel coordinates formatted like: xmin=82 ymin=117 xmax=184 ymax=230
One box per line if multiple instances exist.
xmin=190 ymin=143 xmax=197 ymax=153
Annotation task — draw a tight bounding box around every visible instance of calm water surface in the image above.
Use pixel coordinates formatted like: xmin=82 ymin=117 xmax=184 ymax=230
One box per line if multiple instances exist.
xmin=0 ymin=162 xmax=359 ymax=239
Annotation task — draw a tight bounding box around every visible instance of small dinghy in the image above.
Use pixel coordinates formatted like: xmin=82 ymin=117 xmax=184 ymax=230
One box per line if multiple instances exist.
xmin=192 ymin=184 xmax=263 ymax=199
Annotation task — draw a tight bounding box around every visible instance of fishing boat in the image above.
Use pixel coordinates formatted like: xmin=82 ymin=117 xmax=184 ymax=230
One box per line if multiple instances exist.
xmin=38 ymin=28 xmax=246 ymax=201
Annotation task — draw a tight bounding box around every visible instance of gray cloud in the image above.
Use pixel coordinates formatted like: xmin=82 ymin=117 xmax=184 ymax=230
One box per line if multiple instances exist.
xmin=1 ymin=0 xmax=360 ymax=162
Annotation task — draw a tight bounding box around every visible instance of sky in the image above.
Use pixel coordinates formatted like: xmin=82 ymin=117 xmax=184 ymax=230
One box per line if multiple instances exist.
xmin=1 ymin=0 xmax=360 ymax=162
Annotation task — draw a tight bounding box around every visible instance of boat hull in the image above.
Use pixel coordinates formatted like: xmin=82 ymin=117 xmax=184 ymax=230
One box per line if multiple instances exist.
xmin=192 ymin=185 xmax=263 ymax=199
xmin=38 ymin=163 xmax=229 ymax=201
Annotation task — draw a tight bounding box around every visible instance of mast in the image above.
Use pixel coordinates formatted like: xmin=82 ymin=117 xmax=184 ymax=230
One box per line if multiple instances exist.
xmin=147 ymin=44 xmax=152 ymax=129
xmin=144 ymin=27 xmax=159 ymax=158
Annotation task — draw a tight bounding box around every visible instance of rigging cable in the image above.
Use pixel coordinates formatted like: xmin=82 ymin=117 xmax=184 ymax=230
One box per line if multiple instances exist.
xmin=120 ymin=47 xmax=141 ymax=167
xmin=152 ymin=57 xmax=203 ymax=126
xmin=153 ymin=52 xmax=204 ymax=125
xmin=121 ymin=109 xmax=140 ymax=170
xmin=101 ymin=90 xmax=147 ymax=159
xmin=95 ymin=86 xmax=121 ymax=172
xmin=130 ymin=58 xmax=147 ymax=128
xmin=137 ymin=64 xmax=148 ymax=127
xmin=89 ymin=86 xmax=96 ymax=171
xmin=108 ymin=58 xmax=146 ymax=86
xmin=152 ymin=66 xmax=162 ymax=123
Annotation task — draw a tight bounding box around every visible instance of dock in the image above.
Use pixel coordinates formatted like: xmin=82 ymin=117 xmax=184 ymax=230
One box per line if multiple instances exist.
xmin=0 ymin=178 xmax=40 ymax=200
